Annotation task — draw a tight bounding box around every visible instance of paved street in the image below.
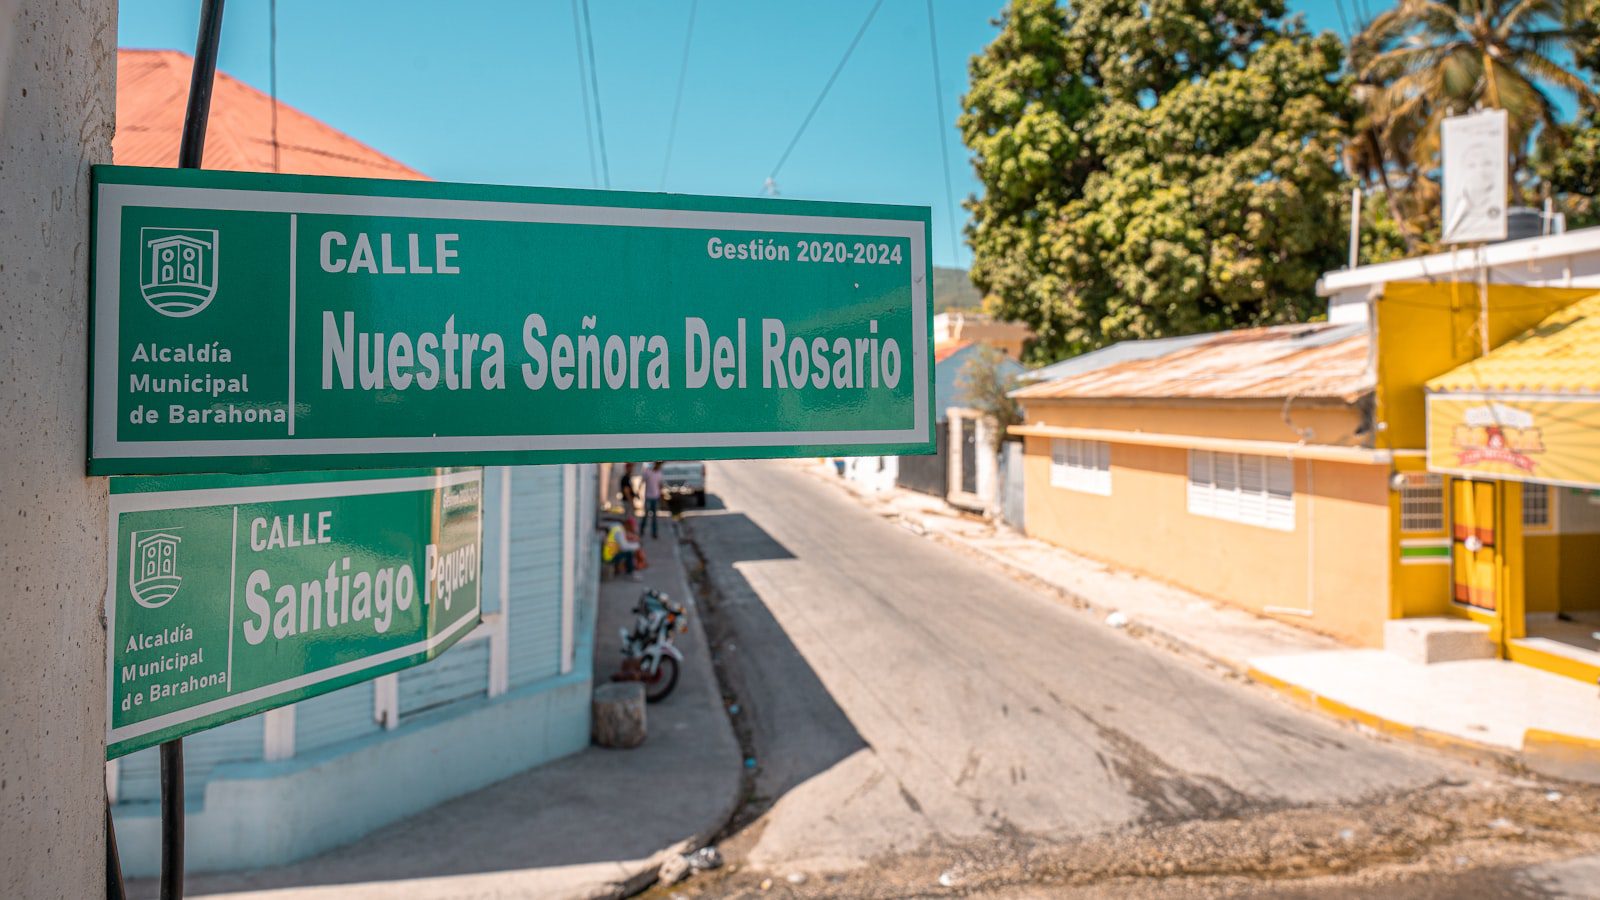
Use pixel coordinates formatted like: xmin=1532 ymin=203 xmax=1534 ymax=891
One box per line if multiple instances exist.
xmin=671 ymin=460 xmax=1600 ymax=896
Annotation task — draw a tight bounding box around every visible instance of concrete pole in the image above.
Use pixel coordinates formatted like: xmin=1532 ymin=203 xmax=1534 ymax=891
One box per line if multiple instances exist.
xmin=0 ymin=1 xmax=117 ymax=896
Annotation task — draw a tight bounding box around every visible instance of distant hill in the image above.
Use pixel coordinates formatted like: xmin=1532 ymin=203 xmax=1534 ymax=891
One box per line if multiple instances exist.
xmin=932 ymin=266 xmax=983 ymax=312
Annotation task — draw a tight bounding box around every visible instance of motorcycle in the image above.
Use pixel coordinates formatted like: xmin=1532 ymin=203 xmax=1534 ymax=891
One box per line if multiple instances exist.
xmin=617 ymin=589 xmax=688 ymax=703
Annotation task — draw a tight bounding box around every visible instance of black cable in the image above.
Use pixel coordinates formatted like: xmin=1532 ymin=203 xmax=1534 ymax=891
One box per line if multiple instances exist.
xmin=659 ymin=0 xmax=698 ymax=191
xmin=925 ymin=0 xmax=961 ymax=263
xmin=571 ymin=0 xmax=598 ymax=187
xmin=767 ymin=0 xmax=885 ymax=188
xmin=580 ymin=0 xmax=610 ymax=189
xmin=106 ymin=795 xmax=125 ymax=900
xmin=269 ymin=0 xmax=279 ymax=172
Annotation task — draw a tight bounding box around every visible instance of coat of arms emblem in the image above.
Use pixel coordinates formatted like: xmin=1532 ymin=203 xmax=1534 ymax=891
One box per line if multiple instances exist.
xmin=140 ymin=227 xmax=218 ymax=317
xmin=130 ymin=529 xmax=182 ymax=609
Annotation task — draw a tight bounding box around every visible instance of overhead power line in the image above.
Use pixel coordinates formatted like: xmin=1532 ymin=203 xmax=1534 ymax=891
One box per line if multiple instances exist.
xmin=659 ymin=0 xmax=698 ymax=191
xmin=765 ymin=0 xmax=885 ymax=191
xmin=924 ymin=0 xmax=961 ymax=263
xmin=1334 ymin=0 xmax=1353 ymax=40
xmin=580 ymin=0 xmax=611 ymax=189
xmin=269 ymin=0 xmax=279 ymax=172
xmin=570 ymin=0 xmax=598 ymax=187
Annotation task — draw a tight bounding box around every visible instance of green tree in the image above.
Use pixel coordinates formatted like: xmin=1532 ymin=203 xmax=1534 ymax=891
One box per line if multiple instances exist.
xmin=960 ymin=0 xmax=1352 ymax=361
xmin=1535 ymin=0 xmax=1600 ymax=228
xmin=1346 ymin=22 xmax=1439 ymax=254
xmin=1537 ymin=124 xmax=1600 ymax=227
xmin=958 ymin=0 xmax=1094 ymax=354
xmin=954 ymin=344 xmax=1023 ymax=453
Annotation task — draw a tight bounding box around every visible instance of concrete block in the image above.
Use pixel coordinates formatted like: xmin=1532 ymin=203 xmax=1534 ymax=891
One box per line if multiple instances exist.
xmin=1384 ymin=618 xmax=1496 ymax=664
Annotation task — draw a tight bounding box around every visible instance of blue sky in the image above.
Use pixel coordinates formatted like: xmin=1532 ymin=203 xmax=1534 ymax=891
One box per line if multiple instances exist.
xmin=119 ymin=1 xmax=1355 ymax=268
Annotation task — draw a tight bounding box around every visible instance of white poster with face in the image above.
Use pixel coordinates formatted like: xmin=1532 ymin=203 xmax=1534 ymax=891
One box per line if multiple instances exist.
xmin=1441 ymin=109 xmax=1509 ymax=244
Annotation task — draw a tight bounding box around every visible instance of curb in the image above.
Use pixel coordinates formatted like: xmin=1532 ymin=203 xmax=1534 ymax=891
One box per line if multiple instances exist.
xmin=958 ymin=506 xmax=1600 ymax=782
xmin=810 ymin=463 xmax=1600 ymax=786
xmin=604 ymin=523 xmax=745 ymax=899
xmin=1522 ymin=729 xmax=1600 ymax=784
xmin=1242 ymin=665 xmax=1521 ymax=771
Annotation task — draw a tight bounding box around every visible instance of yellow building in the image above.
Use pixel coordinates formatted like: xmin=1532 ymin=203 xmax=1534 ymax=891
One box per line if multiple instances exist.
xmin=1419 ymin=292 xmax=1600 ymax=682
xmin=1012 ymin=228 xmax=1600 ymax=680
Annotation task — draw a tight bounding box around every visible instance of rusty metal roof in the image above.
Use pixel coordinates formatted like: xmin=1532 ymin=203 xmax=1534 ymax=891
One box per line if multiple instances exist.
xmin=1011 ymin=323 xmax=1372 ymax=403
xmin=1020 ymin=332 xmax=1215 ymax=384
xmin=114 ymin=49 xmax=428 ymax=180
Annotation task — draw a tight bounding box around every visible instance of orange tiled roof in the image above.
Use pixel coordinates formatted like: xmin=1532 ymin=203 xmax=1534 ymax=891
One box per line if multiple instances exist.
xmin=115 ymin=49 xmax=427 ymax=180
xmin=1012 ymin=323 xmax=1372 ymax=403
xmin=934 ymin=341 xmax=974 ymax=363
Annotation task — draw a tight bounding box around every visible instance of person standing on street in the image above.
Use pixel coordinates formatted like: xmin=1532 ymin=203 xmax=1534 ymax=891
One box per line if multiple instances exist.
xmin=619 ymin=462 xmax=637 ymax=515
xmin=643 ymin=461 xmax=665 ymax=540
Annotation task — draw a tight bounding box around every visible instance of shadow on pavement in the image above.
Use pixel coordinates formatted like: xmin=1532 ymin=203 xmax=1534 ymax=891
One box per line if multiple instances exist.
xmin=679 ymin=506 xmax=868 ymax=808
xmin=145 ymin=523 xmax=741 ymax=900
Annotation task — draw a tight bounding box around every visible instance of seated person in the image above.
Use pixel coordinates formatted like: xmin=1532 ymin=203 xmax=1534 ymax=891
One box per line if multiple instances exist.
xmin=625 ymin=517 xmax=650 ymax=572
xmin=602 ymin=520 xmax=644 ymax=581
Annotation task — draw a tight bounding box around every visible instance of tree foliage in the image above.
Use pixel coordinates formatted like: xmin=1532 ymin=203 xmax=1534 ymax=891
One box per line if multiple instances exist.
xmin=1353 ymin=0 xmax=1599 ymax=243
xmin=1359 ymin=1 xmax=1594 ymax=168
xmin=954 ymin=344 xmax=1023 ymax=453
xmin=960 ymin=0 xmax=1352 ymax=361
xmin=1536 ymin=0 xmax=1600 ymax=229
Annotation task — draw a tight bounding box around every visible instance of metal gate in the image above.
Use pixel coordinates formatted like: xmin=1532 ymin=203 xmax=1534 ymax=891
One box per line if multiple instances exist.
xmin=960 ymin=418 xmax=979 ymax=495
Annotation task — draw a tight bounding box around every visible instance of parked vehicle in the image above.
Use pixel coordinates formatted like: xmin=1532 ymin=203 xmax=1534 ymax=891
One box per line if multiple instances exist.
xmin=618 ymin=589 xmax=688 ymax=702
xmin=659 ymin=461 xmax=707 ymax=507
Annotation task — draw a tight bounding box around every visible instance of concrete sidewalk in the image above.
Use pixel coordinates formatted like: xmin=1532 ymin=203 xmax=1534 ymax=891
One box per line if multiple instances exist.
xmin=149 ymin=524 xmax=740 ymax=900
xmin=807 ymin=461 xmax=1600 ymax=783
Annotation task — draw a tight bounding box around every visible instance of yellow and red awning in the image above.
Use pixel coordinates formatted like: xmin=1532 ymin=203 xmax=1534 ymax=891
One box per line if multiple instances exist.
xmin=1426 ymin=293 xmax=1600 ymax=489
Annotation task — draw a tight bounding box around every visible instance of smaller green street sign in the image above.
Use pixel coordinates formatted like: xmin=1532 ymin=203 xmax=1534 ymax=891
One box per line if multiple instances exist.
xmin=106 ymin=468 xmax=483 ymax=759
xmin=90 ymin=165 xmax=934 ymax=475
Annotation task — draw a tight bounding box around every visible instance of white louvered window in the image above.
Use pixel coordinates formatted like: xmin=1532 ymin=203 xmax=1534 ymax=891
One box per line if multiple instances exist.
xmin=1187 ymin=450 xmax=1294 ymax=531
xmin=1050 ymin=438 xmax=1112 ymax=495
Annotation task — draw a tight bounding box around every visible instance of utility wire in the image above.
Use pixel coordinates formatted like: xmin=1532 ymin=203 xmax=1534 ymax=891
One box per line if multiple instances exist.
xmin=580 ymin=0 xmax=611 ymax=188
xmin=924 ymin=0 xmax=961 ymax=264
xmin=571 ymin=0 xmax=598 ymax=187
xmin=269 ymin=0 xmax=279 ymax=172
xmin=659 ymin=0 xmax=698 ymax=191
xmin=766 ymin=0 xmax=885 ymax=190
xmin=1333 ymin=0 xmax=1352 ymax=41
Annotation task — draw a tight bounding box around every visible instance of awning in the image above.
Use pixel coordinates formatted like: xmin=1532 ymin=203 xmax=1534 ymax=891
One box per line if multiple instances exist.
xmin=1426 ymin=293 xmax=1600 ymax=489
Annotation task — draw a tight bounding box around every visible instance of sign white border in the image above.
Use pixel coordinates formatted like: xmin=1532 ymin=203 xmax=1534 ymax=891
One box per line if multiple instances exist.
xmin=94 ymin=184 xmax=930 ymax=461
xmin=104 ymin=469 xmax=484 ymax=748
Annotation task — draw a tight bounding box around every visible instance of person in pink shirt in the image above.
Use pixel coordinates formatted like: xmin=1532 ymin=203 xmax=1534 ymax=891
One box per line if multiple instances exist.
xmin=642 ymin=461 xmax=665 ymax=540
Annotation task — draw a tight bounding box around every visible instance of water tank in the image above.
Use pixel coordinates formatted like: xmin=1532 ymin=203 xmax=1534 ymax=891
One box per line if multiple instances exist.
xmin=1503 ymin=206 xmax=1547 ymax=242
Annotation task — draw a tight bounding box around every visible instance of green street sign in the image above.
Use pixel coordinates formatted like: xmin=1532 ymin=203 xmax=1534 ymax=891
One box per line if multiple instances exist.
xmin=106 ymin=468 xmax=483 ymax=759
xmin=89 ymin=166 xmax=934 ymax=475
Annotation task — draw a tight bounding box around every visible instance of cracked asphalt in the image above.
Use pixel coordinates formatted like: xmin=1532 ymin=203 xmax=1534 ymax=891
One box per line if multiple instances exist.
xmin=658 ymin=460 xmax=1600 ymax=898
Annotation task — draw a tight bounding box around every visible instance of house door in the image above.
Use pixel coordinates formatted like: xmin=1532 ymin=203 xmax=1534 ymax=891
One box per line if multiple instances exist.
xmin=1452 ymin=479 xmax=1499 ymax=611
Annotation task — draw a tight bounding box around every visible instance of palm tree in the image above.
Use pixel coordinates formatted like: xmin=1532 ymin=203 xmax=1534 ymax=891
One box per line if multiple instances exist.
xmin=1358 ymin=0 xmax=1597 ymax=188
xmin=1347 ymin=11 xmax=1445 ymax=253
